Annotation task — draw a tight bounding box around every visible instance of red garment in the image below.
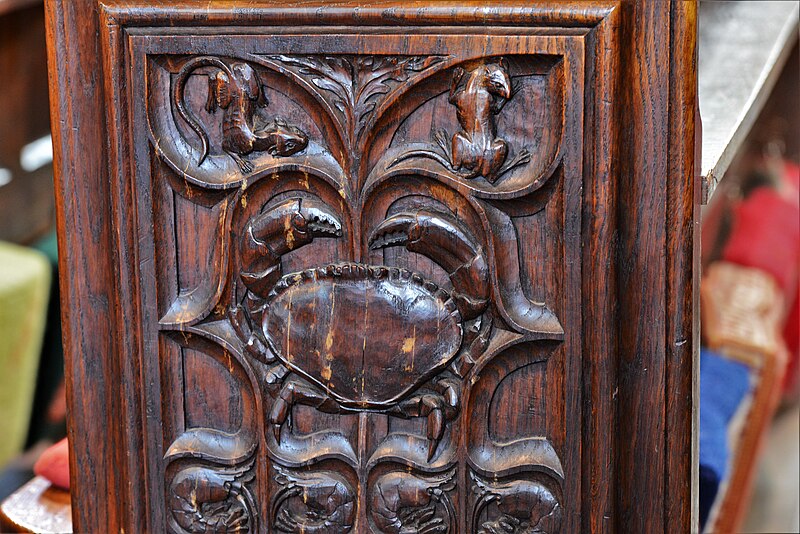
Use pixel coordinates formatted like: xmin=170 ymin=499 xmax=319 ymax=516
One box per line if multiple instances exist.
xmin=722 ymin=162 xmax=800 ymax=393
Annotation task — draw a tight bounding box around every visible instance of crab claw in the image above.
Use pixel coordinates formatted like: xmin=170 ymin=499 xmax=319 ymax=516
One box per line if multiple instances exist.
xmin=428 ymin=379 xmax=461 ymax=460
xmin=369 ymin=210 xmax=489 ymax=320
xmin=270 ymin=396 xmax=290 ymax=442
xmin=450 ymin=315 xmax=492 ymax=378
xmin=240 ymin=197 xmax=342 ymax=297
xmin=427 ymin=408 xmax=444 ymax=460
xmin=269 ymin=376 xmax=349 ymax=444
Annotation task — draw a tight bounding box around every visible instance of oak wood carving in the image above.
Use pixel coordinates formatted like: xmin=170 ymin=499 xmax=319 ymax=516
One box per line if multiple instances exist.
xmin=44 ymin=1 xmax=699 ymax=532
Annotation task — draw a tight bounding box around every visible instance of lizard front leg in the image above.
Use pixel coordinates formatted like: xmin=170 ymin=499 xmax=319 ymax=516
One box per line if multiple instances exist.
xmin=226 ymin=150 xmax=255 ymax=174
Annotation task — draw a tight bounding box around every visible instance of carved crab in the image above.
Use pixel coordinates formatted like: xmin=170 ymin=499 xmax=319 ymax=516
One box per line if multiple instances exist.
xmin=238 ymin=197 xmax=492 ymax=460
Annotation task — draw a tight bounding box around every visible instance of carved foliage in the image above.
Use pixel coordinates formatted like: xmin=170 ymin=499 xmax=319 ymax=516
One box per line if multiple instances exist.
xmin=270 ymin=55 xmax=444 ymax=146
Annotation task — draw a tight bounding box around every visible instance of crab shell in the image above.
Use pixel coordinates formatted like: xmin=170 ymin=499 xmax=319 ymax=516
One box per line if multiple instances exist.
xmin=262 ymin=263 xmax=463 ymax=409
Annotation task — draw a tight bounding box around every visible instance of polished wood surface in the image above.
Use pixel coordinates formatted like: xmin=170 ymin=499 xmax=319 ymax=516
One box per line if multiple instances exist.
xmin=44 ymin=1 xmax=699 ymax=532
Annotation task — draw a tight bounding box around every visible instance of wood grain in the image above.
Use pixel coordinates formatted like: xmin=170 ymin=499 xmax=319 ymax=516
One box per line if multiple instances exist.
xmin=44 ymin=1 xmax=698 ymax=532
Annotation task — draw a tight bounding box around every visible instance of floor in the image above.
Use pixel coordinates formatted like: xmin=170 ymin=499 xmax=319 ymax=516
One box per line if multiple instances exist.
xmin=742 ymin=404 xmax=800 ymax=533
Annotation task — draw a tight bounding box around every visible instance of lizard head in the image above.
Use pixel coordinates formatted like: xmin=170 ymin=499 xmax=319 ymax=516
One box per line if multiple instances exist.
xmin=483 ymin=60 xmax=512 ymax=100
xmin=263 ymin=117 xmax=309 ymax=157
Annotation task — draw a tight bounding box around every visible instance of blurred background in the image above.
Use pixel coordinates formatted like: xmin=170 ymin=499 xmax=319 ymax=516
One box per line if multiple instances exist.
xmin=0 ymin=0 xmax=797 ymax=532
xmin=1 ymin=0 xmax=66 ymax=505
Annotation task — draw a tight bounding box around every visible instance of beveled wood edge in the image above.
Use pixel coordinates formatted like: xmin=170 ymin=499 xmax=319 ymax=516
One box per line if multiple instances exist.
xmin=578 ymin=7 xmax=621 ymax=533
xmin=666 ymin=1 xmax=699 ymax=531
xmin=97 ymin=0 xmax=620 ymax=28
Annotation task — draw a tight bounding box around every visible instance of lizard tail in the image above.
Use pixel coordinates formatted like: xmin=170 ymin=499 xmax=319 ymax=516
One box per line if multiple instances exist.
xmin=388 ymin=149 xmax=454 ymax=172
xmin=173 ymin=56 xmax=233 ymax=165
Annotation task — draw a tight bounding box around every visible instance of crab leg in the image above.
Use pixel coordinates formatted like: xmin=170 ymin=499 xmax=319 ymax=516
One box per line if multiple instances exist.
xmin=369 ymin=210 xmax=489 ymax=320
xmin=389 ymin=378 xmax=460 ymax=461
xmin=240 ymin=197 xmax=342 ymax=298
xmin=446 ymin=314 xmax=492 ymax=379
xmin=269 ymin=376 xmax=348 ymax=442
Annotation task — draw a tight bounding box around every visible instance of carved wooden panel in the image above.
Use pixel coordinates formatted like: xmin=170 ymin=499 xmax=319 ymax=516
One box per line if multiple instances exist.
xmin=47 ymin=1 xmax=698 ymax=532
xmin=130 ymin=33 xmax=582 ymax=531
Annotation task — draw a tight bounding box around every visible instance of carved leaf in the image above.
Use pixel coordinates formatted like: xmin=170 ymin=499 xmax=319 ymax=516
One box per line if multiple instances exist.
xmin=270 ymin=54 xmax=443 ymax=146
xmin=353 ymin=55 xmax=443 ymax=139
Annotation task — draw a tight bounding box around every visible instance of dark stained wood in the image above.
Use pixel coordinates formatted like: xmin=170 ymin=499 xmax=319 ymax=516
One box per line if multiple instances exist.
xmin=666 ymin=2 xmax=700 ymax=531
xmin=614 ymin=1 xmax=699 ymax=532
xmin=44 ymin=1 xmax=699 ymax=532
xmin=45 ymin=0 xmax=140 ymax=531
xmin=579 ymin=8 xmax=619 ymax=533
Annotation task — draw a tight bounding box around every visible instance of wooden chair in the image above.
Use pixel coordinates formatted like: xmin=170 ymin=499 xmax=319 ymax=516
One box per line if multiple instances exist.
xmin=701 ymin=261 xmax=789 ymax=533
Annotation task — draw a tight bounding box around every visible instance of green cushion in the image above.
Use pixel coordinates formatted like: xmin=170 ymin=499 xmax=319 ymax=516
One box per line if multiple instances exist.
xmin=0 ymin=241 xmax=51 ymax=467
